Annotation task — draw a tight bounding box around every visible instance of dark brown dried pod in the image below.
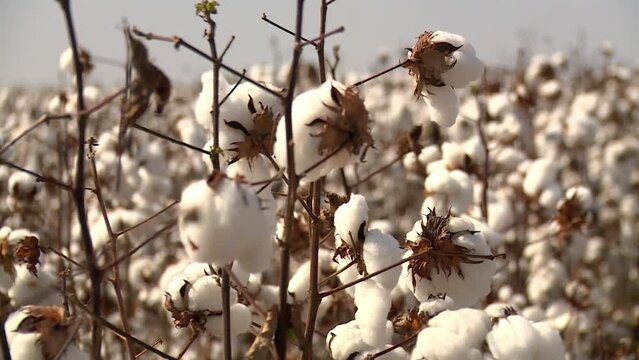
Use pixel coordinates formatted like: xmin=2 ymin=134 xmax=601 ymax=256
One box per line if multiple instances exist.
xmin=225 ymin=96 xmax=278 ymax=164
xmin=403 ymin=31 xmax=460 ymax=97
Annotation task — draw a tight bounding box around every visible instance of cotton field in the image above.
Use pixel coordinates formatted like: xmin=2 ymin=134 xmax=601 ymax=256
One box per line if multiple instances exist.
xmin=1 ymin=1 xmax=638 ymax=360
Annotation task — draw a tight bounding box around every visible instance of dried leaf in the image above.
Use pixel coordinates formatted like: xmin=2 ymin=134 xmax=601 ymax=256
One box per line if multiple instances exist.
xmin=0 ymin=235 xmax=15 ymax=278
xmin=14 ymin=235 xmax=40 ymax=277
xmin=246 ymin=307 xmax=278 ymax=360
xmin=403 ymin=31 xmax=460 ymax=97
xmin=16 ymin=306 xmax=74 ymax=360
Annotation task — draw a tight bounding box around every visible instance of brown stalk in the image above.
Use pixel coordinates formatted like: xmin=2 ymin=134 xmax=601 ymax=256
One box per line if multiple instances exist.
xmin=275 ymin=1 xmax=306 ymax=358
xmin=261 ymin=13 xmax=318 ymax=49
xmin=351 ymin=60 xmax=409 ymax=87
xmin=55 ymin=1 xmax=103 ymax=357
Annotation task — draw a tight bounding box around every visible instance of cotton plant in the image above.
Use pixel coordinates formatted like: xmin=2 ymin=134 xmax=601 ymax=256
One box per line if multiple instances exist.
xmin=404 ymin=30 xmax=484 ymax=127
xmin=274 ymin=80 xmax=374 ymax=182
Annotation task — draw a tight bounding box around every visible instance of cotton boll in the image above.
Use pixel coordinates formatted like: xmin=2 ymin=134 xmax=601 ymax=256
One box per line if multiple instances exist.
xmin=565 ymin=114 xmax=597 ymax=148
xmin=487 ymin=315 xmax=540 ymax=360
xmin=274 ymin=81 xmax=372 ymax=181
xmin=334 ymin=194 xmax=369 ymax=249
xmin=178 ymin=174 xmax=273 ymax=267
xmin=327 ymin=321 xmax=374 ymax=360
xmin=354 ymin=281 xmax=392 ymax=347
xmin=418 ymin=295 xmax=455 ymax=317
xmin=564 ymin=186 xmax=594 ymax=210
xmin=441 ymin=142 xmax=467 ymax=170
xmin=336 ymin=257 xmax=359 ymax=297
xmin=538 ymin=183 xmax=563 ymax=209
xmin=205 ymin=303 xmax=252 ymax=337
xmin=418 ymin=145 xmax=442 ymax=167
xmin=532 ymin=322 xmax=565 ymax=359
xmin=429 ymin=309 xmax=491 ymax=348
xmin=538 ymin=80 xmax=562 ymax=100
xmin=8 ymin=171 xmax=38 ymax=201
xmin=188 ymin=276 xmax=237 ymax=313
xmin=424 ymin=85 xmax=458 ymax=127
xmin=9 ymin=266 xmax=61 ymax=307
xmin=411 ymin=326 xmax=483 ymax=360
xmin=402 ymin=216 xmax=496 ymax=307
xmin=287 ymin=260 xmax=311 ymax=302
xmin=359 ymin=346 xmax=409 ymax=360
xmin=362 ymin=229 xmax=403 ymax=291
xmin=526 ymin=259 xmax=568 ymax=305
xmin=442 ymin=47 xmax=484 ymax=89
xmin=194 ymin=71 xmax=230 ymax=132
xmin=523 ymin=158 xmax=558 ymax=197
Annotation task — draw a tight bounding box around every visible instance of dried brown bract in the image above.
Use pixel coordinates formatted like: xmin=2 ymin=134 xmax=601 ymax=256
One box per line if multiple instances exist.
xmin=14 ymin=235 xmax=41 ymax=277
xmin=403 ymin=31 xmax=460 ymax=97
xmin=225 ymin=96 xmax=278 ymax=164
xmin=307 ymin=86 xmax=374 ymax=161
xmin=15 ymin=306 xmax=76 ymax=360
xmin=164 ymin=291 xmax=221 ymax=332
xmin=0 ymin=234 xmax=15 ymax=278
xmin=404 ymin=209 xmax=482 ymax=289
xmin=333 ymin=220 xmax=368 ymax=275
xmin=393 ymin=308 xmax=428 ymax=337
xmin=553 ymin=194 xmax=588 ymax=242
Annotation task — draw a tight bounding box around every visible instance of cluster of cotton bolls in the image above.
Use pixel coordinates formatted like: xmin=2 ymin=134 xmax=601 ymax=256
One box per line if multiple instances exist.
xmin=2 ymin=29 xmax=639 ymax=359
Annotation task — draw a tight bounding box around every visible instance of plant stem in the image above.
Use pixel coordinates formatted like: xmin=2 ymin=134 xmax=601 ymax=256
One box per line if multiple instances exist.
xmin=303 ymin=180 xmax=322 ymax=359
xmin=56 ymin=1 xmax=103 ymax=357
xmin=275 ymin=1 xmax=305 ymax=358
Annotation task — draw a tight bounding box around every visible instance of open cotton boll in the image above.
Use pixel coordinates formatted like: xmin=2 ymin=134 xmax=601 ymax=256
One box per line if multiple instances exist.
xmin=9 ymin=266 xmax=62 ymax=307
xmin=354 ymin=281 xmax=392 ymax=347
xmin=523 ymin=158 xmax=558 ymax=197
xmin=423 ymin=169 xmax=473 ymax=215
xmin=564 ymin=185 xmax=594 ymax=210
xmin=205 ymin=303 xmax=252 ymax=337
xmin=402 ymin=214 xmax=496 ymax=307
xmin=441 ymin=47 xmax=484 ymax=89
xmin=334 ymin=194 xmax=369 ymax=249
xmin=8 ymin=171 xmax=38 ymax=200
xmin=187 ymin=276 xmax=236 ymax=313
xmin=362 ymin=229 xmax=403 ymax=291
xmin=274 ymin=80 xmax=373 ymax=182
xmin=565 ymin=113 xmax=597 ymax=148
xmin=526 ymin=258 xmax=567 ymax=305
xmin=194 ymin=71 xmax=230 ymax=131
xmin=424 ymin=85 xmax=458 ymax=127
xmin=359 ymin=346 xmax=409 ymax=360
xmin=326 ymin=321 xmax=374 ymax=360
xmin=287 ymin=260 xmax=311 ymax=302
xmin=487 ymin=315 xmax=564 ymax=360
xmin=428 ymin=309 xmax=491 ymax=348
xmin=411 ymin=326 xmax=483 ymax=360
xmin=532 ymin=322 xmax=566 ymax=359
xmin=178 ymin=173 xmax=272 ymax=266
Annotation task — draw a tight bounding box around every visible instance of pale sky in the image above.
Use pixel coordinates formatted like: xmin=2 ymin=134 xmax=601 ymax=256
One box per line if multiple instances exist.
xmin=1 ymin=0 xmax=637 ymax=86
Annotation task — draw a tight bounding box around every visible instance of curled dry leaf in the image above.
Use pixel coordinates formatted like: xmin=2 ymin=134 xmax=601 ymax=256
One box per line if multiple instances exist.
xmin=15 ymin=305 xmax=76 ymax=360
xmin=553 ymin=194 xmax=588 ymax=243
xmin=245 ymin=306 xmax=278 ymax=360
xmin=403 ymin=31 xmax=460 ymax=97
xmin=393 ymin=308 xmax=428 ymax=337
xmin=122 ymin=29 xmax=172 ymax=126
xmin=404 ymin=209 xmax=483 ymax=289
xmin=306 ymin=86 xmax=374 ymax=161
xmin=225 ymin=96 xmax=278 ymax=164
xmin=14 ymin=235 xmax=41 ymax=277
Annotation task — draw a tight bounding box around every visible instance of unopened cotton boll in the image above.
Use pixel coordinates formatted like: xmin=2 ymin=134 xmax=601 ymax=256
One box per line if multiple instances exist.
xmin=178 ymin=173 xmax=273 ymax=269
xmin=334 ymin=194 xmax=369 ymax=249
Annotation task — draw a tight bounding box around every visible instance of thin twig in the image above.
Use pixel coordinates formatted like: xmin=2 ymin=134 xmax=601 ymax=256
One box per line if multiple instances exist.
xmin=299 ymin=26 xmax=344 ymax=47
xmin=221 ymin=269 xmax=232 ymax=360
xmin=319 ymin=258 xmax=356 ymax=286
xmin=103 ymin=220 xmax=177 ymax=271
xmin=0 ymin=158 xmax=74 ymax=192
xmin=351 ymin=60 xmax=408 ymax=87
xmin=131 ymin=123 xmax=209 ymax=155
xmin=73 ymin=299 xmax=176 ymax=360
xmin=135 ymin=339 xmax=163 ymax=359
xmin=115 ymin=200 xmax=179 ymax=236
xmin=89 ymin=152 xmax=136 ymax=360
xmin=351 ymin=149 xmax=408 ymax=188
xmin=261 ymin=13 xmax=317 ymax=49
xmin=131 ymin=27 xmax=284 ymax=100
xmin=219 ymin=69 xmax=246 ymax=107
xmin=219 ymin=35 xmax=236 ymax=62
xmin=226 ymin=267 xmax=268 ymax=318
xmin=176 ymin=332 xmax=199 ymax=360
xmin=367 ymin=333 xmax=418 ymax=359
